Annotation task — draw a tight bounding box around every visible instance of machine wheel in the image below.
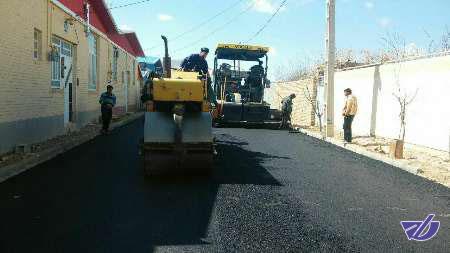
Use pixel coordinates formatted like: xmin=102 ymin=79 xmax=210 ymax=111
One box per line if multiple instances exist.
xmin=184 ymin=152 xmax=213 ymax=174
xmin=144 ymin=151 xmax=175 ymax=177
xmin=143 ymin=150 xmax=213 ymax=177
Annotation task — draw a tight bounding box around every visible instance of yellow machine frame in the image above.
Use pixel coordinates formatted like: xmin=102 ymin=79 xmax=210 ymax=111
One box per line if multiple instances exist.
xmin=147 ymin=70 xmax=210 ymax=113
xmin=216 ymin=43 xmax=270 ymax=53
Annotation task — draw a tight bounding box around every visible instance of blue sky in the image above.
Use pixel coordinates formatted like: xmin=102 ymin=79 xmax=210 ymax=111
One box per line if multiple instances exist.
xmin=107 ymin=0 xmax=450 ymax=78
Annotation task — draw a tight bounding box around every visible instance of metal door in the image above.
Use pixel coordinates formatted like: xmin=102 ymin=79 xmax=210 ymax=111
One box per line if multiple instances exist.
xmin=61 ymin=41 xmax=73 ymax=124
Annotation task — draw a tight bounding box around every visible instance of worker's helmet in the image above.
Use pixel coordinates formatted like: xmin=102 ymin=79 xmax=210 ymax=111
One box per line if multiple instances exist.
xmin=200 ymin=47 xmax=210 ymax=53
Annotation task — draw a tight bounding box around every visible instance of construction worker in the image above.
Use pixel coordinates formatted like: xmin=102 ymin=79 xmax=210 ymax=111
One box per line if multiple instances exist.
xmin=342 ymin=88 xmax=358 ymax=143
xmin=99 ymin=84 xmax=116 ymax=134
xmin=247 ymin=61 xmax=265 ymax=102
xmin=141 ymin=73 xmax=157 ymax=104
xmin=250 ymin=60 xmax=264 ymax=75
xmin=280 ymin=93 xmax=296 ymax=129
xmin=180 ymin=47 xmax=209 ymax=74
xmin=180 ymin=48 xmax=218 ymax=107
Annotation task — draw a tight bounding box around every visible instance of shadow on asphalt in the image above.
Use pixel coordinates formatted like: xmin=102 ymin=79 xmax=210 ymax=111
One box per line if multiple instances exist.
xmin=214 ymin=123 xmax=282 ymax=130
xmin=213 ymin=137 xmax=287 ymax=186
xmin=142 ymin=133 xmax=285 ymax=252
xmin=0 ymin=121 xmax=287 ymax=252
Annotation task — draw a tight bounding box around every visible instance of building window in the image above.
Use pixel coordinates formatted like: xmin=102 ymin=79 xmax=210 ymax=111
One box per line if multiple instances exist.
xmin=33 ymin=29 xmax=42 ymax=60
xmin=88 ymin=33 xmax=97 ymax=90
xmin=61 ymin=41 xmax=72 ymax=57
xmin=51 ymin=37 xmax=61 ymax=88
xmin=51 ymin=37 xmax=72 ymax=88
xmin=112 ymin=47 xmax=119 ymax=81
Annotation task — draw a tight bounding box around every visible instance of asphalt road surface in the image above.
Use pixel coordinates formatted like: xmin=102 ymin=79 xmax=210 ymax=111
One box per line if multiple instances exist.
xmin=0 ymin=118 xmax=449 ymax=252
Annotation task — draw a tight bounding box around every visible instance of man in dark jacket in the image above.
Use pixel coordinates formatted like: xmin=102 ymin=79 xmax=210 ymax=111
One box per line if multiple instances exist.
xmin=280 ymin=93 xmax=296 ymax=129
xmin=180 ymin=48 xmax=217 ymax=107
xmin=99 ymin=85 xmax=116 ymax=134
xmin=180 ymin=47 xmax=209 ymax=74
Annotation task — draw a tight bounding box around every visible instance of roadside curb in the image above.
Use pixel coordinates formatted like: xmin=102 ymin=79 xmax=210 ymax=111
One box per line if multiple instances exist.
xmin=295 ymin=128 xmax=420 ymax=175
xmin=0 ymin=112 xmax=144 ymax=183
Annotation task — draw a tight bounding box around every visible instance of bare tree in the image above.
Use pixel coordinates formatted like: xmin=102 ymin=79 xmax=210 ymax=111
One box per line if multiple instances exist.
xmin=336 ymin=48 xmax=359 ymax=69
xmin=423 ymin=28 xmax=436 ymax=54
xmin=381 ymin=32 xmax=408 ymax=60
xmin=304 ymin=83 xmax=324 ymax=133
xmin=393 ymin=89 xmax=418 ymax=141
xmin=360 ymin=49 xmax=378 ymax=64
xmin=422 ymin=26 xmax=450 ymax=54
xmin=382 ymin=32 xmax=419 ymax=142
xmin=440 ymin=25 xmax=450 ymax=52
xmin=274 ymin=57 xmax=323 ymax=82
xmin=335 ymin=48 xmax=391 ymax=68
xmin=273 ymin=64 xmax=287 ymax=82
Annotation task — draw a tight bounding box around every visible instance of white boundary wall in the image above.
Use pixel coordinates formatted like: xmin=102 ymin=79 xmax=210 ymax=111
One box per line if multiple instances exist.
xmin=334 ymin=54 xmax=450 ymax=151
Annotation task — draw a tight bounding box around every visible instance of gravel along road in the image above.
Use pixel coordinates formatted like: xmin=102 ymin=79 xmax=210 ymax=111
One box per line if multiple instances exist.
xmin=0 ymin=119 xmax=448 ymax=252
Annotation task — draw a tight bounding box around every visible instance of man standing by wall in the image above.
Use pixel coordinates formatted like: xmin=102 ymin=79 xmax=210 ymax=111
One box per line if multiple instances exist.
xmin=342 ymin=88 xmax=358 ymax=143
xmin=99 ymin=85 xmax=117 ymax=134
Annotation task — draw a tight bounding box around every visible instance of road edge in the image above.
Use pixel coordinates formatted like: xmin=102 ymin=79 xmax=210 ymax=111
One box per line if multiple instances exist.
xmin=295 ymin=128 xmax=420 ymax=175
xmin=0 ymin=112 xmax=144 ymax=183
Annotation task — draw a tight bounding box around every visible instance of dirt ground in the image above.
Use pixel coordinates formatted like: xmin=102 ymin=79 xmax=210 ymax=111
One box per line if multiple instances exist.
xmin=351 ymin=136 xmax=450 ymax=187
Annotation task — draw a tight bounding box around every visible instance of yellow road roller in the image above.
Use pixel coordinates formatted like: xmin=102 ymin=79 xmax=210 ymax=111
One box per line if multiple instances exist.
xmin=141 ymin=36 xmax=214 ymax=176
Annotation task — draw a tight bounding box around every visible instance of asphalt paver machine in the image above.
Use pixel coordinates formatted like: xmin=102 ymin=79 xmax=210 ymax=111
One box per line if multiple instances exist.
xmin=213 ymin=44 xmax=282 ymax=127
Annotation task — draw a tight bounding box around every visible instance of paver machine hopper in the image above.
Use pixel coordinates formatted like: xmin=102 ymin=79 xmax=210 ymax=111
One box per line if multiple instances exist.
xmin=141 ymin=36 xmax=214 ymax=176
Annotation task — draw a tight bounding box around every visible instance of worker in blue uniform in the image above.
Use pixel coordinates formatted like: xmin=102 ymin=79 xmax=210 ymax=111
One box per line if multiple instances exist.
xmin=99 ymin=84 xmax=117 ymax=134
xmin=180 ymin=48 xmax=218 ymax=107
xmin=181 ymin=47 xmax=209 ymax=74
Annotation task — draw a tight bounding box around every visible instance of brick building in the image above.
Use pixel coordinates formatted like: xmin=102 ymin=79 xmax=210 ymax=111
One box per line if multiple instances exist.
xmin=0 ymin=0 xmax=145 ymax=154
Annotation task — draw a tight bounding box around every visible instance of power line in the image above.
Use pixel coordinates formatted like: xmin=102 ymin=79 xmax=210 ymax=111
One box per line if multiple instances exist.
xmin=144 ymin=0 xmax=246 ymax=52
xmin=245 ymin=0 xmax=288 ymax=43
xmin=173 ymin=2 xmax=256 ymax=54
xmin=109 ymin=0 xmax=152 ymax=10
xmin=172 ymin=0 xmax=245 ymax=42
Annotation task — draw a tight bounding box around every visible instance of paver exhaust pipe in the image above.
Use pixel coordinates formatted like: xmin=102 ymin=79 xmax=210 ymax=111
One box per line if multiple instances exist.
xmin=161 ymin=35 xmax=171 ymax=78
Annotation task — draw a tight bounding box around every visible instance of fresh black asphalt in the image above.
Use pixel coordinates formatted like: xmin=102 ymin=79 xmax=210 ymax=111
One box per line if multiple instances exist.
xmin=0 ymin=118 xmax=449 ymax=252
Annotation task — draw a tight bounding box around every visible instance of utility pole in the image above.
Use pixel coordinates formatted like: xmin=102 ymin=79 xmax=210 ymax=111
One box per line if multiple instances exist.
xmin=325 ymin=0 xmax=336 ymax=137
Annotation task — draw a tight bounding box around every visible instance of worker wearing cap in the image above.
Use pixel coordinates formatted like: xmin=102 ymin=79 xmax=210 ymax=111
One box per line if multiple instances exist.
xmin=99 ymin=84 xmax=117 ymax=134
xmin=280 ymin=93 xmax=296 ymax=129
xmin=180 ymin=47 xmax=210 ymax=74
xmin=180 ymin=48 xmax=218 ymax=107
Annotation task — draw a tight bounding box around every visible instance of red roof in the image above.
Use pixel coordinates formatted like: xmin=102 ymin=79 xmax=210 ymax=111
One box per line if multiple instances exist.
xmin=57 ymin=0 xmax=144 ymax=57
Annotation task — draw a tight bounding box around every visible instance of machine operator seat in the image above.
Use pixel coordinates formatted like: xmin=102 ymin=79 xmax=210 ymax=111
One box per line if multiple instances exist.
xmin=244 ymin=64 xmax=265 ymax=102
